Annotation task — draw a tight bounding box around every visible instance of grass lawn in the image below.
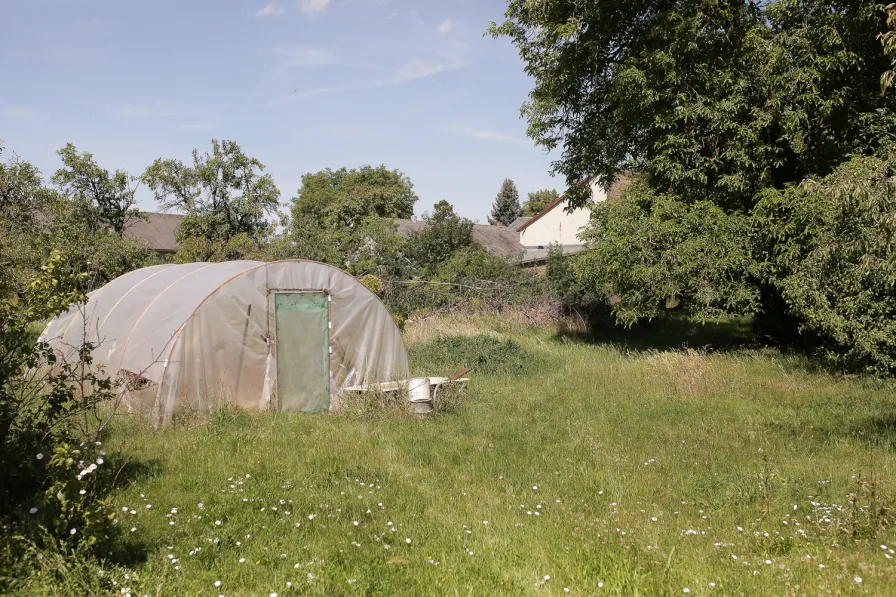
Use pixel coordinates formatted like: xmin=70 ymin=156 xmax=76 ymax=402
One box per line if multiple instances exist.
xmin=33 ymin=315 xmax=896 ymax=596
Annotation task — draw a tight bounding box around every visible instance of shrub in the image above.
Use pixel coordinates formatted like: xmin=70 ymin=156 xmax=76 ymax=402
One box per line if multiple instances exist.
xmin=752 ymin=151 xmax=896 ymax=373
xmin=409 ymin=334 xmax=530 ymax=376
xmin=1 ymin=252 xmax=121 ymax=589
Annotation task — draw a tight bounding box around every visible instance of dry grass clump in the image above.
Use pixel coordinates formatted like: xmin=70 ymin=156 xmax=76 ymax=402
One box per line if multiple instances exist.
xmin=644 ymin=349 xmax=715 ymax=398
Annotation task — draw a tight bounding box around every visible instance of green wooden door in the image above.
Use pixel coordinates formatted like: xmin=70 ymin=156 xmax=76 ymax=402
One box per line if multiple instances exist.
xmin=274 ymin=292 xmax=330 ymax=412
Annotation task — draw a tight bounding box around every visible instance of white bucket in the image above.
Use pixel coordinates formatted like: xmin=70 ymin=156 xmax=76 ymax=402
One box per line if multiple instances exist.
xmin=407 ymin=377 xmax=432 ymax=414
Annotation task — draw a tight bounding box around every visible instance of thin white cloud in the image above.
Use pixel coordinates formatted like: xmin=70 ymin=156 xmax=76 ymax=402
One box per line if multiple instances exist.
xmin=264 ymin=56 xmax=467 ymax=106
xmin=437 ymin=18 xmax=455 ymax=34
xmin=255 ymin=0 xmax=285 ymax=17
xmin=436 ymin=123 xmax=524 ymax=145
xmin=297 ymin=0 xmax=329 ymax=16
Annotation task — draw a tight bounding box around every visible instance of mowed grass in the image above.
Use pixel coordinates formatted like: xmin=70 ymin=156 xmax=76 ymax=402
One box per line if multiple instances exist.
xmin=75 ymin=316 xmax=896 ymax=595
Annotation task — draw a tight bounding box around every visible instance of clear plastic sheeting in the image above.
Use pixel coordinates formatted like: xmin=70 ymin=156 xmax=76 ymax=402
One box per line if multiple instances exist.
xmin=40 ymin=261 xmax=411 ymax=425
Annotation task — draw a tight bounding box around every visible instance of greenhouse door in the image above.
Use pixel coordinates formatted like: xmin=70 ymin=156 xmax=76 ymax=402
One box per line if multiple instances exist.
xmin=274 ymin=292 xmax=330 ymax=412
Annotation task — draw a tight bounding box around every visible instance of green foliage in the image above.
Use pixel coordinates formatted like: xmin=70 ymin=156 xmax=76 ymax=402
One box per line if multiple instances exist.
xmin=404 ymin=201 xmax=475 ymax=277
xmin=142 ymin=139 xmax=280 ymax=245
xmin=0 ymin=145 xmax=55 ymax=295
xmin=521 ymin=188 xmax=558 ymax=216
xmin=284 ymin=165 xmax=418 ymax=276
xmin=883 ymin=3 xmax=896 ymax=91
xmin=753 ymin=152 xmax=896 ymax=372
xmin=576 ymin=179 xmax=758 ymax=326
xmin=292 ymin=165 xmax=417 ymax=227
xmin=408 ymin=334 xmax=530 ymax=375
xmin=286 ymin=214 xmax=407 ymax=277
xmin=1 ymin=252 xmax=119 ymax=580
xmin=52 ymin=143 xmax=142 ymax=236
xmin=490 ymin=0 xmax=895 ymax=208
xmin=488 ymin=178 xmax=521 ymax=225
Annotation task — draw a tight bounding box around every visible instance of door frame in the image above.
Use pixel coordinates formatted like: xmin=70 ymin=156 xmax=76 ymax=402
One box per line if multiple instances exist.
xmin=267 ymin=289 xmax=331 ymax=412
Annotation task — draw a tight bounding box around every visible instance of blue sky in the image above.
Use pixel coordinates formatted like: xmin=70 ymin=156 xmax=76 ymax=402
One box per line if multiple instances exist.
xmin=0 ymin=0 xmax=562 ymax=222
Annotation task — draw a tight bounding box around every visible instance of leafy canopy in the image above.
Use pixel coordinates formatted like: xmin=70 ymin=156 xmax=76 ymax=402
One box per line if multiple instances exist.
xmin=489 ymin=1 xmax=895 ymax=208
xmin=521 ymin=188 xmax=559 ymax=216
xmin=404 ymin=201 xmax=476 ymax=277
xmin=142 ymin=139 xmax=280 ymax=244
xmin=52 ymin=143 xmax=142 ymax=236
xmin=292 ymin=165 xmax=417 ymax=228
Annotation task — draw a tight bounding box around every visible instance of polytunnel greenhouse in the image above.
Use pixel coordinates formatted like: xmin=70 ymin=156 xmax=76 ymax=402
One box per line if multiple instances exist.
xmin=40 ymin=260 xmax=410 ymax=425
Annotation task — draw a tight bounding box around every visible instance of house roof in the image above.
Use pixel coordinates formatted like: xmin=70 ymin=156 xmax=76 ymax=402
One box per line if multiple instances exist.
xmin=510 ymin=216 xmax=533 ymax=230
xmin=394 ymin=219 xmax=523 ymax=258
xmin=517 ymin=174 xmax=630 ymax=232
xmin=125 ymin=213 xmax=526 ymax=259
xmin=123 ymin=212 xmax=184 ymax=253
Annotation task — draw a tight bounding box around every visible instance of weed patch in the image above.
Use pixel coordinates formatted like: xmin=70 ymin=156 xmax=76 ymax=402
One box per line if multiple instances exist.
xmin=409 ymin=334 xmax=531 ymax=376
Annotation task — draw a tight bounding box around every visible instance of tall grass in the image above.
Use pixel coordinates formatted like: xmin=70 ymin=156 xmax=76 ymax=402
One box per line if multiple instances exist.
xmin=15 ymin=316 xmax=896 ymax=596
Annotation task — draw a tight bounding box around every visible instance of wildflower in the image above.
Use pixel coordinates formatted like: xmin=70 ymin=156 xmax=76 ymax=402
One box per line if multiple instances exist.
xmin=214 ymin=581 xmax=221 ymax=587
xmin=598 ymin=581 xmax=605 ymax=588
xmin=215 ymin=520 xmax=222 ymax=526
xmin=70 ymin=528 xmax=77 ymax=535
xmin=36 ymin=453 xmax=44 ymax=460
xmin=854 ymin=577 xmax=863 ymax=584
xmin=709 ymin=582 xmax=716 ymax=587
xmin=405 ymin=538 xmax=411 ymax=544
xmin=239 ymin=558 xmax=246 ymax=563
xmin=29 ymin=507 xmax=37 ymax=514
xmin=544 ymin=575 xmax=550 ymax=581
xmin=683 ymin=589 xmax=690 ymax=594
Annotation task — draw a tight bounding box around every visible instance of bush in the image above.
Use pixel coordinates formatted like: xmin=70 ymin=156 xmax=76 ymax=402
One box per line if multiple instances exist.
xmin=1 ymin=252 xmax=121 ymax=590
xmin=752 ymin=152 xmax=896 ymax=373
xmin=409 ymin=334 xmax=530 ymax=376
xmin=575 ymin=179 xmax=759 ymax=326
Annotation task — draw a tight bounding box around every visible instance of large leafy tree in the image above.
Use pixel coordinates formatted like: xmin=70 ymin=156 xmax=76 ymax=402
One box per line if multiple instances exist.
xmin=489 ymin=1 xmax=895 ymax=208
xmin=521 ymin=188 xmax=558 ymax=216
xmin=488 ymin=178 xmax=520 ymax=225
xmin=286 ymin=165 xmax=416 ymax=276
xmin=142 ymin=140 xmax=280 ymax=246
xmin=52 ymin=143 xmax=142 ymax=236
xmin=292 ymin=165 xmax=417 ymax=228
xmin=404 ymin=200 xmax=476 ymax=276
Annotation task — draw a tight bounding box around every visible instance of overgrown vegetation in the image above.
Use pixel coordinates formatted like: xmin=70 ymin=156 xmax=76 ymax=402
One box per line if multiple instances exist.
xmin=0 ymin=252 xmax=126 ymax=594
xmin=490 ymin=0 xmax=896 ymax=373
xmin=8 ymin=315 xmax=889 ymax=596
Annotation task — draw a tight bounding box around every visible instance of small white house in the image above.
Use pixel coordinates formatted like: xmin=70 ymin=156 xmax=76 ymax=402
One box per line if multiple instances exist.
xmin=517 ymin=175 xmax=628 ymax=262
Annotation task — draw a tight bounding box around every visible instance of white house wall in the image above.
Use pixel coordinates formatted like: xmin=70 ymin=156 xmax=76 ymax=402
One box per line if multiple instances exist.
xmin=519 ymin=179 xmax=607 ymax=248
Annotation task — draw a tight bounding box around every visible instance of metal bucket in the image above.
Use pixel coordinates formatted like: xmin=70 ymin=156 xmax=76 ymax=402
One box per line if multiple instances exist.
xmin=407 ymin=377 xmax=432 ymax=414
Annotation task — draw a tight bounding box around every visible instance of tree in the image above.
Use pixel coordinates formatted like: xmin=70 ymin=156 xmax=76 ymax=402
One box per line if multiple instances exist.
xmin=292 ymin=165 xmax=417 ymax=228
xmin=521 ymin=188 xmax=558 ymax=216
xmin=142 ymin=140 xmax=280 ymax=246
xmin=881 ymin=3 xmax=896 ymax=91
xmin=0 ymin=144 xmax=52 ymax=294
xmin=285 ymin=165 xmax=418 ymax=276
xmin=404 ymin=201 xmax=475 ymax=276
xmin=488 ymin=178 xmax=520 ymax=225
xmin=491 ymin=0 xmax=896 ymax=358
xmin=489 ymin=1 xmax=894 ymax=208
xmin=52 ymin=143 xmax=141 ymax=236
